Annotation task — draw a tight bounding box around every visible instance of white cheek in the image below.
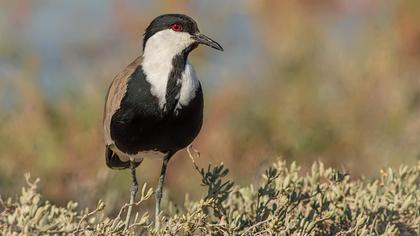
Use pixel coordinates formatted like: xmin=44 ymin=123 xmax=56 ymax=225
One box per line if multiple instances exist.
xmin=142 ymin=30 xmax=195 ymax=108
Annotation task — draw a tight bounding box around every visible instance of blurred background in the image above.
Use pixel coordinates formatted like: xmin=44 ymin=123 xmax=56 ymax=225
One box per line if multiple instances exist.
xmin=0 ymin=0 xmax=419 ymax=213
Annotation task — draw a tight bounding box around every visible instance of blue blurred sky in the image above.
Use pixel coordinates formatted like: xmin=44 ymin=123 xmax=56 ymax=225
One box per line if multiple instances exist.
xmin=0 ymin=0 xmax=263 ymax=99
xmin=0 ymin=0 xmax=397 ymax=101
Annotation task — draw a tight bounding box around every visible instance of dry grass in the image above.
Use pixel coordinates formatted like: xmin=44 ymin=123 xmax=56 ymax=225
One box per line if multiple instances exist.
xmin=1 ymin=160 xmax=419 ymax=235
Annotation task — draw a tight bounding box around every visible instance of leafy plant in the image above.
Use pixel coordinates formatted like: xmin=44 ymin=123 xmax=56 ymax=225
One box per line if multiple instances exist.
xmin=1 ymin=160 xmax=419 ymax=235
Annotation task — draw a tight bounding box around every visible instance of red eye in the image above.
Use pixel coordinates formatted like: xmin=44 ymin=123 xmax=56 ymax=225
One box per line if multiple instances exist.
xmin=171 ymin=23 xmax=183 ymax=32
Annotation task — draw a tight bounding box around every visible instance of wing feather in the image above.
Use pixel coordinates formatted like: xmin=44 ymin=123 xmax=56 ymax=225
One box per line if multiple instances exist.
xmin=103 ymin=57 xmax=143 ymax=146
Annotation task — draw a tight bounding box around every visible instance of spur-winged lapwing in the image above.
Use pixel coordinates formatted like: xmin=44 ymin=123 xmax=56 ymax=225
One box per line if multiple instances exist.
xmin=103 ymin=14 xmax=223 ymax=228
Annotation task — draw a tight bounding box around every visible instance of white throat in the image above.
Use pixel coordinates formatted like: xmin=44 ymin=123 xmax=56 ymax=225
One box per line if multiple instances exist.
xmin=142 ymin=29 xmax=196 ymax=109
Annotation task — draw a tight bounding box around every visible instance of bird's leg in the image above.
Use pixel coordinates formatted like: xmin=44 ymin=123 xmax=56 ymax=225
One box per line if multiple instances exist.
xmin=124 ymin=161 xmax=138 ymax=231
xmin=155 ymin=152 xmax=174 ymax=229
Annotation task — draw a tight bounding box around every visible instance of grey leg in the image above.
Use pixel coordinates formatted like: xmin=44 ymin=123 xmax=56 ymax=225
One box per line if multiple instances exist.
xmin=155 ymin=152 xmax=174 ymax=229
xmin=124 ymin=161 xmax=138 ymax=230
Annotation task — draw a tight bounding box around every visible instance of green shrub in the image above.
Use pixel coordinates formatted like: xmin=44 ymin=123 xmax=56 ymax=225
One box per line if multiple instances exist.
xmin=1 ymin=160 xmax=419 ymax=235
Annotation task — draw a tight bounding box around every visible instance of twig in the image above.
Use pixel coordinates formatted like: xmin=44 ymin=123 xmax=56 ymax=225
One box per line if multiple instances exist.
xmin=24 ymin=173 xmax=40 ymax=190
xmin=304 ymin=215 xmax=332 ymax=234
xmin=117 ymin=198 xmax=148 ymax=220
xmin=127 ymin=212 xmax=151 ymax=230
xmin=117 ymin=203 xmax=129 ymax=220
xmin=187 ymin=144 xmax=201 ymax=175
xmin=76 ymin=201 xmax=105 ymax=231
xmin=241 ymin=218 xmax=271 ymax=236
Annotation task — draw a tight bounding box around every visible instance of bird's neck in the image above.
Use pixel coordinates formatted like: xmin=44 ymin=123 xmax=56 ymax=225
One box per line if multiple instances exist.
xmin=141 ymin=43 xmax=197 ymax=112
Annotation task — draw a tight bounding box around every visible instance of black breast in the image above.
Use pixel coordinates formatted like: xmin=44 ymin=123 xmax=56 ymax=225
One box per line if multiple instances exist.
xmin=110 ymin=66 xmax=203 ymax=155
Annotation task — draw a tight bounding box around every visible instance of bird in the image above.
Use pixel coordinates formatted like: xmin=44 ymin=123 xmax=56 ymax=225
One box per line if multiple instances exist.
xmin=102 ymin=14 xmax=223 ymax=229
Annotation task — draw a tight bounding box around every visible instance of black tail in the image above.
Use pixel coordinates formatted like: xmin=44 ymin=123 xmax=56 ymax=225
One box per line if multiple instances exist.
xmin=105 ymin=147 xmax=141 ymax=170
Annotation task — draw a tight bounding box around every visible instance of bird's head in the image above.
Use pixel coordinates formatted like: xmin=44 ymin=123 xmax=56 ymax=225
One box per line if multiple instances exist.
xmin=142 ymin=14 xmax=223 ymax=57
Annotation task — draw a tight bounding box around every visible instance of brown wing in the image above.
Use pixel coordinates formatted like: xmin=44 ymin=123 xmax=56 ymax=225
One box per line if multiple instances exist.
xmin=103 ymin=57 xmax=143 ymax=146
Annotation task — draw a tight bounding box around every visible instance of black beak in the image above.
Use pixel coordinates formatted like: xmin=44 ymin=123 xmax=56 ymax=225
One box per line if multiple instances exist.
xmin=193 ymin=33 xmax=224 ymax=51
